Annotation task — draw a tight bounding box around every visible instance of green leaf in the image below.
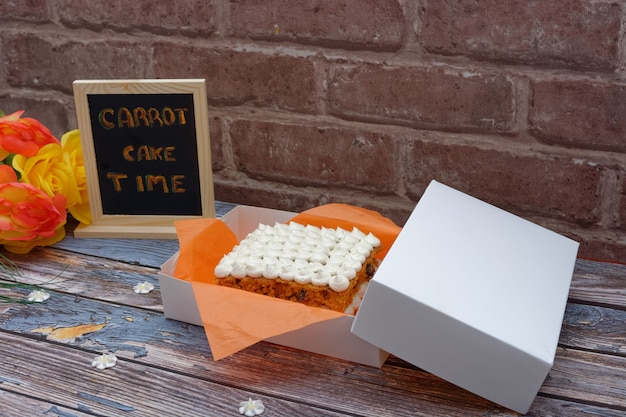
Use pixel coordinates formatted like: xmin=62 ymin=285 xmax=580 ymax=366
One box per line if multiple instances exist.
xmin=0 ymin=253 xmax=64 ymax=304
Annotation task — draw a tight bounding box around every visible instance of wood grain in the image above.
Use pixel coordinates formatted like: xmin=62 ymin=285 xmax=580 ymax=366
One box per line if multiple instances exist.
xmin=570 ymin=259 xmax=626 ymax=308
xmin=3 ymin=282 xmax=625 ymax=416
xmin=1 ymin=291 xmax=506 ymax=416
xmin=0 ymin=390 xmax=95 ymax=417
xmin=4 ymin=247 xmax=164 ymax=311
xmin=542 ymin=347 xmax=626 ymax=410
xmin=0 ymin=332 xmax=350 ymax=417
xmin=560 ymin=303 xmax=626 ymax=355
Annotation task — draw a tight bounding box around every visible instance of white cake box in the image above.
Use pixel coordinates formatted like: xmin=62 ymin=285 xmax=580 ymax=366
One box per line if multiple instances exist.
xmin=159 ymin=180 xmax=579 ymax=413
xmin=351 ymin=180 xmax=579 ymax=413
xmin=158 ymin=205 xmax=390 ymax=368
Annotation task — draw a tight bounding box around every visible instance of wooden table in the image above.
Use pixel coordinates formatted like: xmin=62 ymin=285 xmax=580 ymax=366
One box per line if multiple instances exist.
xmin=1 ymin=201 xmax=625 ymax=416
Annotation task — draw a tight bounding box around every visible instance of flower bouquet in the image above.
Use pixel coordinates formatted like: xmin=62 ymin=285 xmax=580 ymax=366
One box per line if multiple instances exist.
xmin=0 ymin=109 xmax=90 ymax=254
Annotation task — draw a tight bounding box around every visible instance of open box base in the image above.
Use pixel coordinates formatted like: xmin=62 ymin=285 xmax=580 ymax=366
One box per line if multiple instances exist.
xmin=158 ymin=206 xmax=390 ymax=368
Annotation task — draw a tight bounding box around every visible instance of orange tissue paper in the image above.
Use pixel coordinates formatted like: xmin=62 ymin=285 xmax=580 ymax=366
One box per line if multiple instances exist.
xmin=173 ymin=204 xmax=401 ymax=360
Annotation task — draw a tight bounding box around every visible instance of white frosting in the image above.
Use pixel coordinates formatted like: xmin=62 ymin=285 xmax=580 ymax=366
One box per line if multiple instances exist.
xmin=231 ymin=263 xmax=247 ymax=278
xmin=329 ymin=274 xmax=350 ymax=292
xmin=214 ymin=221 xmax=380 ymax=293
xmin=294 ymin=269 xmax=314 ymax=284
xmin=311 ymin=270 xmax=331 ymax=286
xmin=344 ymin=282 xmax=369 ymax=315
xmin=262 ymin=262 xmax=280 ymax=279
xmin=214 ymin=263 xmax=231 ymax=278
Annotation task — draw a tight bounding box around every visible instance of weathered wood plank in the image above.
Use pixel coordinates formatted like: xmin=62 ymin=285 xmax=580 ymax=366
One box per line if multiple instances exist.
xmin=541 ymin=347 xmax=626 ymax=410
xmin=570 ymin=259 xmax=626 ymax=309
xmin=1 ymin=291 xmax=205 ymax=359
xmin=3 ymin=289 xmax=626 ymax=416
xmin=560 ymin=303 xmax=626 ymax=355
xmin=526 ymin=396 xmax=626 ymax=417
xmin=52 ymin=235 xmax=179 ymax=269
xmin=0 ymin=332 xmax=351 ymax=417
xmin=0 ymin=389 xmax=95 ymax=417
xmin=0 ymin=291 xmax=514 ymax=416
xmin=50 ymin=201 xmax=236 ymax=268
xmin=1 ymin=248 xmax=163 ymax=311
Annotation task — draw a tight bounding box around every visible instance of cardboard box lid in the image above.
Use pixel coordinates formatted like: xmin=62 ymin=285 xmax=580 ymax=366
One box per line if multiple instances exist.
xmin=351 ymin=180 xmax=579 ymax=413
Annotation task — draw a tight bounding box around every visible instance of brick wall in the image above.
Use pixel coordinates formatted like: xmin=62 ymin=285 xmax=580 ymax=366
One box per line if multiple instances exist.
xmin=1 ymin=0 xmax=625 ymax=262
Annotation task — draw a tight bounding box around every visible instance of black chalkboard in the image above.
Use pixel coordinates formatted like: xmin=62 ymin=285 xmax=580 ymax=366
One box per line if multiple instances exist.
xmin=87 ymin=93 xmax=202 ymax=215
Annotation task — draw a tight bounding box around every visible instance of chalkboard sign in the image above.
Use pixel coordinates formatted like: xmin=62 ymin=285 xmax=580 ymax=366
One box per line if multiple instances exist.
xmin=72 ymin=80 xmax=214 ymax=238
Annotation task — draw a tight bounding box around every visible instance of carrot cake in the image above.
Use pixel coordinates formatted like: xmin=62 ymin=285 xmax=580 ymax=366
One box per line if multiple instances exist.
xmin=213 ymin=221 xmax=381 ymax=314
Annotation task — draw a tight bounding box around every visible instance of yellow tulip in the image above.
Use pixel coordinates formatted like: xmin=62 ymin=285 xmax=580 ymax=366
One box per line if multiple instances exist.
xmin=13 ymin=142 xmax=78 ymax=204
xmin=61 ymin=129 xmax=91 ymax=225
xmin=12 ymin=129 xmax=91 ymax=226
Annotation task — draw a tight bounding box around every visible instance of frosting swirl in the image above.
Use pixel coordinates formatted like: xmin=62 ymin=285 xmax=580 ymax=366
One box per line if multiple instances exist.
xmin=214 ymin=221 xmax=380 ymax=292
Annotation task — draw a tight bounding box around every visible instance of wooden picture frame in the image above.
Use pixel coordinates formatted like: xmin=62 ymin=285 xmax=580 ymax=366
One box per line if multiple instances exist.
xmin=72 ymin=79 xmax=214 ymax=239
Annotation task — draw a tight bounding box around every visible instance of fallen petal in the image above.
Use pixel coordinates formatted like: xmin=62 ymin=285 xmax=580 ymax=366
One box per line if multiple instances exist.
xmin=91 ymin=353 xmax=117 ymax=370
xmin=27 ymin=289 xmax=50 ymax=302
xmin=239 ymin=398 xmax=265 ymax=416
xmin=133 ymin=281 xmax=154 ymax=294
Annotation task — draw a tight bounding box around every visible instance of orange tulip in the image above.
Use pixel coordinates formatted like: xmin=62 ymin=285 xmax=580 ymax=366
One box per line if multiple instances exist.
xmin=0 ymin=164 xmax=17 ymax=183
xmin=0 ymin=110 xmax=58 ymax=160
xmin=0 ymin=182 xmax=67 ymax=254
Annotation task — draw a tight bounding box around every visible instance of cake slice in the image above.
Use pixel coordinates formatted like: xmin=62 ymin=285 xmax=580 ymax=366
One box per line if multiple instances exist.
xmin=213 ymin=221 xmax=381 ymax=314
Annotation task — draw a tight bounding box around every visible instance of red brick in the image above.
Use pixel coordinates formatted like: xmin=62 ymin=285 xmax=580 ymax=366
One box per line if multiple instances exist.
xmin=0 ymin=95 xmax=73 ymax=138
xmin=576 ymin=234 xmax=626 ymax=262
xmin=618 ymin=177 xmax=626 ymax=230
xmin=529 ymin=79 xmax=626 ymax=152
xmin=405 ymin=140 xmax=602 ymax=226
xmin=0 ymin=0 xmax=51 ymax=21
xmin=420 ymin=0 xmax=621 ymax=70
xmin=214 ymin=177 xmax=414 ymax=227
xmin=4 ymin=34 xmax=151 ymax=93
xmin=57 ymin=0 xmax=215 ymax=36
xmin=209 ymin=116 xmax=225 ymax=172
xmin=230 ymin=0 xmax=404 ymax=51
xmin=0 ymin=41 xmax=6 ymax=84
xmin=229 ymin=119 xmax=396 ymax=192
xmin=214 ymin=178 xmax=319 ymax=213
xmin=328 ymin=63 xmax=515 ymax=132
xmin=154 ymin=44 xmax=317 ymax=113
